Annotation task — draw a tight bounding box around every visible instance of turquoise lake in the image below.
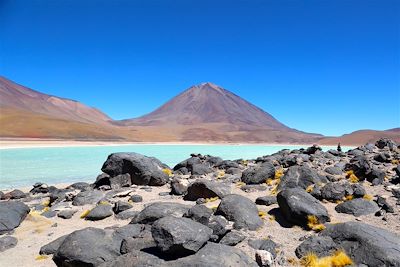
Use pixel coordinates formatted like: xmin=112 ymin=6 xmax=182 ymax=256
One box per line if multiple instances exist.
xmin=0 ymin=144 xmax=352 ymax=189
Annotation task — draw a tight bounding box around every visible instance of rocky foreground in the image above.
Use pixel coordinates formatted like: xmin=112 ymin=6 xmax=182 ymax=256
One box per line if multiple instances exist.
xmin=1 ymin=138 xmax=400 ymax=267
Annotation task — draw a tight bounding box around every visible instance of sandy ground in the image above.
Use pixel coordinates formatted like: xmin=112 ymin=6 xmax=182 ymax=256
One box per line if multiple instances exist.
xmin=0 ymin=180 xmax=399 ymax=267
xmin=0 ymin=138 xmax=324 ymax=149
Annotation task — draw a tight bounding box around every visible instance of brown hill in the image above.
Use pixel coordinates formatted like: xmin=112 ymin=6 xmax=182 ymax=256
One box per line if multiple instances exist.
xmin=0 ymin=77 xmax=111 ymax=124
xmin=318 ymin=128 xmax=400 ymax=146
xmin=120 ymin=82 xmax=322 ymax=143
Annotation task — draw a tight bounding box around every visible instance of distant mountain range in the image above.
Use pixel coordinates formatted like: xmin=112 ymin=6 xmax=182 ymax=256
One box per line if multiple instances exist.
xmin=0 ymin=76 xmax=398 ymax=145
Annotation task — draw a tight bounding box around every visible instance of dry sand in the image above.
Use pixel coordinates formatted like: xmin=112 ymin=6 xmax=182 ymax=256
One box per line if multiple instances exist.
xmin=1 ymin=180 xmax=399 ymax=267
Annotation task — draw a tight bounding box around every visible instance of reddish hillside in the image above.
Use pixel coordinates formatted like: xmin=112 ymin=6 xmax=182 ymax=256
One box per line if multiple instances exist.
xmin=318 ymin=128 xmax=400 ymax=146
xmin=0 ymin=77 xmax=111 ymax=124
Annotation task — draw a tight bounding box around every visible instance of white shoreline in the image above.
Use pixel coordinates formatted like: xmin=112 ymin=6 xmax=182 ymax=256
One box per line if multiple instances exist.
xmin=0 ymin=139 xmax=344 ymax=150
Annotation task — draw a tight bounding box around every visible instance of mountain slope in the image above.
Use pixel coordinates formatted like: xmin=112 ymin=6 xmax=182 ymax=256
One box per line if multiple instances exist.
xmin=0 ymin=77 xmax=111 ymax=124
xmin=318 ymin=128 xmax=400 ymax=146
xmin=119 ymin=82 xmax=323 ymax=143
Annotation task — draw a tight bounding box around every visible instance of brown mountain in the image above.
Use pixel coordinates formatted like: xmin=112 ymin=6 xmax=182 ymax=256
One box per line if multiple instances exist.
xmin=0 ymin=77 xmax=111 ymax=124
xmin=119 ymin=82 xmax=323 ymax=142
xmin=1 ymin=77 xmax=397 ymax=144
xmin=318 ymin=128 xmax=400 ymax=146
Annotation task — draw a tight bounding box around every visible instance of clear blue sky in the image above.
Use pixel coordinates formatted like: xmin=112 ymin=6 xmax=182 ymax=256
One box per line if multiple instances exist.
xmin=1 ymin=0 xmax=399 ymax=136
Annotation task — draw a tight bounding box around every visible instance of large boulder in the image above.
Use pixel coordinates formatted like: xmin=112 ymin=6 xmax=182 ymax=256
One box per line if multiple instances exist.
xmin=241 ymin=162 xmax=275 ymax=184
xmin=215 ymin=194 xmax=263 ymax=230
xmin=0 ymin=201 xmax=30 ymax=234
xmin=335 ymin=198 xmax=380 ymax=217
xmin=101 ymin=152 xmax=169 ymax=186
xmin=321 ymin=222 xmax=400 ymax=266
xmin=151 ymin=216 xmax=213 ymax=255
xmin=278 ymin=166 xmax=327 ymax=190
xmin=72 ymin=190 xmax=104 ymax=206
xmin=295 ymin=236 xmax=339 ymax=258
xmin=130 ymin=202 xmax=191 ymax=224
xmin=184 ymin=179 xmax=231 ymax=201
xmin=53 ymin=227 xmax=122 ymax=267
xmin=277 ymin=188 xmax=330 ymax=227
xmin=85 ymin=204 xmax=113 ymax=221
xmin=173 ymin=242 xmax=258 ymax=267
xmin=98 ymin=250 xmax=165 ymax=267
xmin=320 ymin=182 xmax=352 ymax=202
xmin=40 ymin=235 xmax=68 ymax=255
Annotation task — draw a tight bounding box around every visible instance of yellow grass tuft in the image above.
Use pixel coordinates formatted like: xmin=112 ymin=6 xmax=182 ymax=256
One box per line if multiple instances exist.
xmin=35 ymin=255 xmax=48 ymax=261
xmin=205 ymin=196 xmax=219 ymax=203
xmin=301 ymin=250 xmax=353 ymax=267
xmin=42 ymin=207 xmax=50 ymax=213
xmin=29 ymin=210 xmax=43 ymax=217
xmin=269 ymin=215 xmax=276 ymax=221
xmin=241 ymin=160 xmax=249 ymax=166
xmin=80 ymin=209 xmax=91 ymax=219
xmin=306 ymin=185 xmax=314 ymax=193
xmin=287 ymin=257 xmax=299 ymax=265
xmin=345 ymin=170 xmax=359 ymax=183
xmin=162 ymin=168 xmax=173 ymax=177
xmin=270 ymin=186 xmax=278 ymax=196
xmin=391 ymin=159 xmax=399 ymax=165
xmin=307 ymin=215 xmax=326 ymax=232
xmin=42 ymin=199 xmax=50 ymax=207
xmin=265 ymin=178 xmax=275 ymax=186
xmin=98 ymin=200 xmax=109 ymax=205
xmin=344 ymin=195 xmax=353 ymax=201
xmin=363 ymin=194 xmax=373 ymax=201
xmin=236 ymin=181 xmax=245 ymax=187
xmin=258 ymin=210 xmax=267 ymax=219
xmin=275 ymin=168 xmax=284 ymax=179
xmin=217 ymin=170 xmax=225 ymax=179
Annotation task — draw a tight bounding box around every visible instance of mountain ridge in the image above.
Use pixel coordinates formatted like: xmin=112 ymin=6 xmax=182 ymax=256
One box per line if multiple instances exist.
xmin=0 ymin=76 xmax=398 ymax=145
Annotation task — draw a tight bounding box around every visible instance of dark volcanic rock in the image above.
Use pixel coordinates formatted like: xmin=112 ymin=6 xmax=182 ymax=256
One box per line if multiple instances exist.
xmin=215 ymin=194 xmax=263 ymax=230
xmin=109 ymin=174 xmax=132 ymax=189
xmin=295 ymin=236 xmax=339 ymax=258
xmin=57 ymin=210 xmax=77 ymax=219
xmin=113 ymin=201 xmax=133 ymax=214
xmin=255 ymin=196 xmax=277 ymax=206
xmin=0 ymin=201 xmax=30 ymax=234
xmin=184 ymin=204 xmax=213 ymax=225
xmin=85 ymin=204 xmax=113 ymax=221
xmin=173 ymin=242 xmax=258 ymax=267
xmin=248 ymin=238 xmax=278 ymax=258
xmin=115 ymin=210 xmax=138 ymax=220
xmin=0 ymin=236 xmax=18 ymax=252
xmin=4 ymin=189 xmax=26 ymax=200
xmin=53 ymin=227 xmax=122 ymax=266
xmin=40 ymin=235 xmax=67 ymax=255
xmin=98 ymin=250 xmax=165 ymax=267
xmin=335 ymin=198 xmax=380 ymax=217
xmin=184 ymin=179 xmax=231 ymax=201
xmin=277 ymin=188 xmax=330 ymax=227
xmin=207 ymin=215 xmax=230 ymax=237
xmin=129 ymin=194 xmax=143 ymax=203
xmin=170 ymin=179 xmax=188 ymax=195
xmin=320 ymin=182 xmax=351 ymax=202
xmin=151 ymin=216 xmax=213 ymax=255
xmin=219 ymin=230 xmax=245 ymax=246
xmin=67 ymin=182 xmax=91 ymax=191
xmin=278 ymin=166 xmax=327 ymax=190
xmin=241 ymin=162 xmax=275 ymax=184
xmin=345 ymin=156 xmax=371 ymax=180
xmin=72 ymin=190 xmax=104 ymax=206
xmin=30 ymin=182 xmax=49 ymax=194
xmin=321 ymin=222 xmax=400 ymax=266
xmin=101 ymin=152 xmax=169 ymax=186
xmin=324 ymin=166 xmax=343 ymax=175
xmin=130 ymin=202 xmax=190 ymax=224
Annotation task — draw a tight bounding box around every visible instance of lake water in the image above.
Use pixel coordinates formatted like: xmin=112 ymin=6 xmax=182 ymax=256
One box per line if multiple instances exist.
xmin=0 ymin=144 xmax=352 ymax=189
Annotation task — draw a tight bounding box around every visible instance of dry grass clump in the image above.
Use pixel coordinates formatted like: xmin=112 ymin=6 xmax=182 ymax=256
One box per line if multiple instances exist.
xmin=235 ymin=181 xmax=245 ymax=187
xmin=363 ymin=194 xmax=373 ymax=201
xmin=42 ymin=199 xmax=50 ymax=207
xmin=35 ymin=255 xmax=48 ymax=261
xmin=300 ymin=250 xmax=353 ymax=267
xmin=391 ymin=159 xmax=399 ymax=165
xmin=258 ymin=210 xmax=267 ymax=219
xmin=275 ymin=168 xmax=284 ymax=179
xmin=98 ymin=200 xmax=109 ymax=205
xmin=205 ymin=196 xmax=219 ymax=203
xmin=345 ymin=170 xmax=359 ymax=183
xmin=307 ymin=215 xmax=326 ymax=232
xmin=80 ymin=209 xmax=91 ymax=219
xmin=162 ymin=168 xmax=173 ymax=177
xmin=344 ymin=195 xmax=354 ymax=201
xmin=216 ymin=170 xmax=225 ymax=179
xmin=306 ymin=185 xmax=315 ymax=193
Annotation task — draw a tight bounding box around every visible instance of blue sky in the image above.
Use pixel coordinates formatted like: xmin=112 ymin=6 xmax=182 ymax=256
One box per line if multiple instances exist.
xmin=1 ymin=0 xmax=399 ymax=136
